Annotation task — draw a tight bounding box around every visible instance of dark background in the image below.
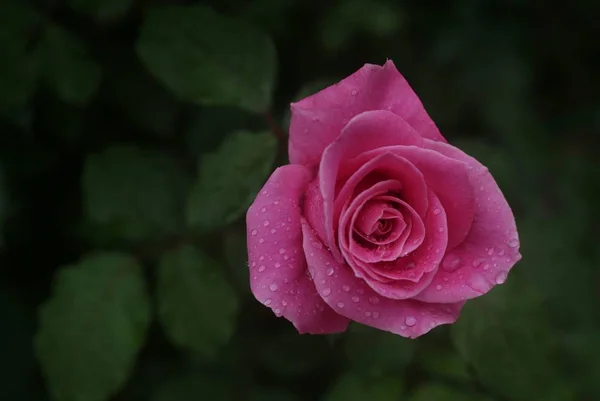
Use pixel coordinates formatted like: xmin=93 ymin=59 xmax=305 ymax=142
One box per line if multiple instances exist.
xmin=1 ymin=0 xmax=599 ymax=400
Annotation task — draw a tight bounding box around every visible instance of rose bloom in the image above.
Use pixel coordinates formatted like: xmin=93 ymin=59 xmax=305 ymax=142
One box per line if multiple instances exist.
xmin=246 ymin=60 xmax=521 ymax=338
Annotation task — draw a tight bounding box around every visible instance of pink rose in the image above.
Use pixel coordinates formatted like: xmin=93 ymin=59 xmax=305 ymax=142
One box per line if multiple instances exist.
xmin=246 ymin=60 xmax=521 ymax=338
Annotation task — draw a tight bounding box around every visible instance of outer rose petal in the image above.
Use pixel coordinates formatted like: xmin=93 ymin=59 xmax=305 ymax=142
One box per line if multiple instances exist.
xmin=247 ymin=165 xmax=350 ymax=334
xmin=301 ymin=219 xmax=464 ymax=339
xmin=320 ymin=110 xmax=424 ymax=260
xmin=289 ymin=60 xmax=446 ymax=167
xmin=413 ymin=140 xmax=522 ymax=303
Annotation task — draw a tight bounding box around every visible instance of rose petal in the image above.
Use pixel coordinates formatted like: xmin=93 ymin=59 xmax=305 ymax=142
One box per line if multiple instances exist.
xmin=289 ymin=60 xmax=446 ymax=167
xmin=352 ymin=190 xmax=448 ymax=299
xmin=413 ymin=140 xmax=521 ymax=303
xmin=247 ymin=165 xmax=350 ymax=334
xmin=301 ymin=219 xmax=464 ymax=338
xmin=356 ymin=145 xmax=475 ymax=250
xmin=320 ymin=113 xmax=425 ymax=260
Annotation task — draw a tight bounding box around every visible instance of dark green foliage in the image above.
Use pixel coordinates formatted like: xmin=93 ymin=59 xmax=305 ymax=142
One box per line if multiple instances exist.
xmin=0 ymin=0 xmax=598 ymax=401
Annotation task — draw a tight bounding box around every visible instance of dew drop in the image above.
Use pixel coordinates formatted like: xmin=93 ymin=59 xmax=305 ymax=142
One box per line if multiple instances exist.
xmin=442 ymin=256 xmax=461 ymax=272
xmin=433 ymin=208 xmax=441 ymax=215
xmin=260 ymin=207 xmax=267 ymax=213
xmin=472 ymin=258 xmax=485 ymax=268
xmin=337 ymin=301 xmax=345 ymax=308
xmin=279 ymin=248 xmax=286 ymax=254
xmin=508 ymin=239 xmax=519 ymax=248
xmin=263 ymin=220 xmax=270 ymax=227
xmin=372 ymin=312 xmax=379 ymax=318
xmin=487 ymin=247 xmax=495 ymax=256
xmin=495 ymin=271 xmax=508 ymax=284
xmin=274 ymin=262 xmax=281 ymax=268
xmin=322 ymin=288 xmax=331 ymax=296
xmin=351 ymin=89 xmax=358 ymax=96
xmin=251 ymin=229 xmax=257 ymax=236
xmin=259 ymin=255 xmax=265 ymax=261
xmin=369 ymin=296 xmax=379 ymax=304
xmin=326 ymin=267 xmax=334 ymax=276
xmin=351 ymin=296 xmax=360 ymax=303
xmin=342 ymin=285 xmax=350 ymax=292
xmin=468 ymin=275 xmax=490 ymax=293
xmin=405 ymin=316 xmax=417 ymax=327
xmin=264 ymin=298 xmax=272 ymax=306
xmin=269 ymin=283 xmax=278 ymax=292
xmin=274 ymin=308 xmax=282 ymax=316
xmin=436 ymin=284 xmax=442 ymax=291
xmin=365 ymin=311 xmax=372 ymax=317
xmin=258 ymin=238 xmax=265 ymax=244
xmin=282 ymin=300 xmax=288 ymax=306
xmin=258 ymin=265 xmax=266 ymax=272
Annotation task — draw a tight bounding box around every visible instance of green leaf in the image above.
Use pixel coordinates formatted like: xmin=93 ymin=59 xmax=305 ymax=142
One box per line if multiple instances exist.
xmin=324 ymin=372 xmax=404 ymax=401
xmin=186 ymin=131 xmax=276 ymax=232
xmin=248 ymin=387 xmax=302 ymax=401
xmin=137 ymin=5 xmax=277 ymax=113
xmin=185 ymin=106 xmax=262 ymax=157
xmin=0 ymin=287 xmax=39 ymax=401
xmin=415 ymin=343 xmax=471 ymax=382
xmin=83 ymin=146 xmax=188 ymax=242
xmin=151 ymin=375 xmax=236 ymax=401
xmin=450 ymin=271 xmax=576 ymax=401
xmin=221 ymin=227 xmax=251 ymax=295
xmin=0 ymin=1 xmax=41 ymax=107
xmin=39 ymin=24 xmax=101 ymax=105
xmin=35 ymin=252 xmax=151 ymax=401
xmin=320 ymin=0 xmax=403 ymax=52
xmin=67 ymin=0 xmax=134 ymax=20
xmin=101 ymin=46 xmax=181 ymax=138
xmin=157 ymin=245 xmax=239 ymax=358
xmin=408 ymin=383 xmax=490 ymax=401
xmin=343 ymin=322 xmax=415 ymax=376
xmin=254 ymin=324 xmax=332 ymax=378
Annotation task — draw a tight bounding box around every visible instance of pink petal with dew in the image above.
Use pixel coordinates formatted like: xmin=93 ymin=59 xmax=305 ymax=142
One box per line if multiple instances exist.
xmin=289 ymin=60 xmax=446 ymax=167
xmin=246 ymin=165 xmax=349 ymax=334
xmin=301 ymin=218 xmax=463 ymax=339
xmin=413 ymin=139 xmax=521 ymax=303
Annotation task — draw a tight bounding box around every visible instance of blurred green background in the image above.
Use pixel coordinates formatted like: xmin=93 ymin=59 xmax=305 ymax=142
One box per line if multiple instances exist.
xmin=1 ymin=0 xmax=599 ymax=400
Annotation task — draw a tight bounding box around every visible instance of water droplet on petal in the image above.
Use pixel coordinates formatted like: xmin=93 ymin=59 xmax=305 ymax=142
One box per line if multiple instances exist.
xmin=351 ymin=89 xmax=358 ymax=95
xmin=337 ymin=301 xmax=345 ymax=308
xmin=260 ymin=207 xmax=267 ymax=213
xmin=472 ymin=258 xmax=485 ymax=268
xmin=351 ymin=296 xmax=360 ymax=303
xmin=442 ymin=256 xmax=461 ymax=272
xmin=263 ymin=220 xmax=270 ymax=227
xmin=274 ymin=308 xmax=282 ymax=316
xmin=258 ymin=265 xmax=266 ymax=272
xmin=269 ymin=283 xmax=278 ymax=292
xmin=326 ymin=268 xmax=334 ymax=276
xmin=365 ymin=311 xmax=372 ymax=317
xmin=369 ymin=296 xmax=379 ymax=304
xmin=508 ymin=239 xmax=519 ymax=248
xmin=372 ymin=312 xmax=379 ymax=318
xmin=468 ymin=275 xmax=490 ymax=293
xmin=282 ymin=300 xmax=288 ymax=306
xmin=251 ymin=229 xmax=258 ymax=236
xmin=274 ymin=262 xmax=281 ymax=268
xmin=279 ymin=248 xmax=286 ymax=254
xmin=264 ymin=298 xmax=272 ymax=306
xmin=487 ymin=247 xmax=495 ymax=256
xmin=342 ymin=285 xmax=350 ymax=292
xmin=495 ymin=271 xmax=508 ymax=284
xmin=258 ymin=238 xmax=265 ymax=244
xmin=322 ymin=288 xmax=331 ymax=296
xmin=433 ymin=208 xmax=441 ymax=215
xmin=436 ymin=284 xmax=442 ymax=291
xmin=405 ymin=316 xmax=417 ymax=326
